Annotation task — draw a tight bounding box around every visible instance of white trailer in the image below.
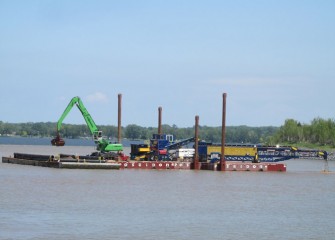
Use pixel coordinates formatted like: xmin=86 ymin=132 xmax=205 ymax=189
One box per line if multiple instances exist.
xmin=174 ymin=148 xmax=195 ymax=161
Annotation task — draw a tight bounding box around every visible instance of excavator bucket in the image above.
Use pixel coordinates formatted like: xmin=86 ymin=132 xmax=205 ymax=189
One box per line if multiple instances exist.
xmin=51 ymin=135 xmax=65 ymax=146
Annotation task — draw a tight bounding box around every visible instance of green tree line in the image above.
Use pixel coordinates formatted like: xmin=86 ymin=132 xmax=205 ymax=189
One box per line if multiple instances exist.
xmin=1 ymin=118 xmax=334 ymax=147
xmin=272 ymin=118 xmax=335 ymax=147
xmin=0 ymin=120 xmax=277 ymax=143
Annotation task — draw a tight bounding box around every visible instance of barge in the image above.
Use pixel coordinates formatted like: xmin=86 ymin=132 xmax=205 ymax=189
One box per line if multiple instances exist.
xmin=2 ymin=153 xmax=286 ymax=172
xmin=2 ymin=153 xmax=121 ymax=170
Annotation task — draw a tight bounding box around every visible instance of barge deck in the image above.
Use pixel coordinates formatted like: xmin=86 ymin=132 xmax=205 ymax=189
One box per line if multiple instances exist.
xmin=2 ymin=156 xmax=121 ymax=169
xmin=2 ymin=154 xmax=286 ymax=172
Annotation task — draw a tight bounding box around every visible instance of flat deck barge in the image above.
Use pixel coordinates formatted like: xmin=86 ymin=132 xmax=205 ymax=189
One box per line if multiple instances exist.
xmin=2 ymin=153 xmax=286 ymax=171
xmin=2 ymin=154 xmax=121 ymax=170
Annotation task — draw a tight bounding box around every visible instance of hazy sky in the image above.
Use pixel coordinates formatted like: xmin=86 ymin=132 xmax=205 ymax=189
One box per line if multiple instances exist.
xmin=1 ymin=0 xmax=334 ymax=128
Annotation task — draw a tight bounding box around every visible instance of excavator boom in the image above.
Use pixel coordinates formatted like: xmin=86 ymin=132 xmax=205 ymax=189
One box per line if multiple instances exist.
xmin=51 ymin=96 xmax=123 ymax=153
xmin=56 ymin=96 xmax=99 ymax=135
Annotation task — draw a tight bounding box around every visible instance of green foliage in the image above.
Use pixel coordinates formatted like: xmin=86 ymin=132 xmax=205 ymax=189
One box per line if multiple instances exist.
xmin=124 ymin=124 xmax=143 ymax=139
xmin=272 ymin=117 xmax=335 ymax=147
xmin=0 ymin=121 xmax=278 ymax=143
xmin=1 ymin=117 xmax=334 ymax=147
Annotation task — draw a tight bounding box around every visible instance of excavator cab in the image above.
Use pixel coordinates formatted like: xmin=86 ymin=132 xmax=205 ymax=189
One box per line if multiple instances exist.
xmin=93 ymin=131 xmax=103 ymax=143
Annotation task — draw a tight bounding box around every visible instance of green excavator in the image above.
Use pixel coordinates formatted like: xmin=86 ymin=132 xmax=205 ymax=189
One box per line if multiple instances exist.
xmin=51 ymin=96 xmax=124 ymax=155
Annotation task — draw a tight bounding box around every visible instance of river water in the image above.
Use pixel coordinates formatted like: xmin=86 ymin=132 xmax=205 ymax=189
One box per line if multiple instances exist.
xmin=1 ymin=143 xmax=335 ymax=240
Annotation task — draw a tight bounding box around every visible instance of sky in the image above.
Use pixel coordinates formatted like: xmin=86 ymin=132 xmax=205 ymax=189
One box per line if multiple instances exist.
xmin=0 ymin=0 xmax=334 ymax=128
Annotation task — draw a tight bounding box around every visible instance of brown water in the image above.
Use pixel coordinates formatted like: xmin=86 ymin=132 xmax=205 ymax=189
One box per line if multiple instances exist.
xmin=1 ymin=145 xmax=335 ymax=240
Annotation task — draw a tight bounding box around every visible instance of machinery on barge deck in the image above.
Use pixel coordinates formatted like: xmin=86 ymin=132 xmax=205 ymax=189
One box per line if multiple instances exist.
xmin=201 ymin=143 xmax=328 ymax=163
xmin=132 ymin=137 xmax=328 ymax=163
xmin=51 ymin=96 xmax=128 ymax=160
xmin=130 ymin=134 xmax=196 ymax=161
xmin=130 ymin=133 xmax=328 ymax=163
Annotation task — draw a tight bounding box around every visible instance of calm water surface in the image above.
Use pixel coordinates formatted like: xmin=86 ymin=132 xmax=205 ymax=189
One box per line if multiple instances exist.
xmin=1 ymin=145 xmax=335 ymax=240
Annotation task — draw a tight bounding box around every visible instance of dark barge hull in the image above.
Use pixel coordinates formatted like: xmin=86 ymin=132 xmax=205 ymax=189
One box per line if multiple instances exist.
xmin=2 ymin=157 xmax=121 ymax=170
xmin=2 ymin=154 xmax=286 ymax=172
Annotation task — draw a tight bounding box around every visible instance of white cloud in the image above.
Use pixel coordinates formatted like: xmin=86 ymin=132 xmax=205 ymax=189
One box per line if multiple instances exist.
xmin=86 ymin=92 xmax=109 ymax=103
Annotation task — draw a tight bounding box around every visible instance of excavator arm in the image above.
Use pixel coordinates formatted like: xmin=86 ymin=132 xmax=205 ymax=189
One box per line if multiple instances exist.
xmin=51 ymin=96 xmax=123 ymax=153
xmin=56 ymin=96 xmax=100 ymax=135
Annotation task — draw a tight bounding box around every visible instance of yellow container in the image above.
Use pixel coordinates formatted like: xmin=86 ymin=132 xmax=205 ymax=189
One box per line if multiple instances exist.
xmin=207 ymin=146 xmax=257 ymax=156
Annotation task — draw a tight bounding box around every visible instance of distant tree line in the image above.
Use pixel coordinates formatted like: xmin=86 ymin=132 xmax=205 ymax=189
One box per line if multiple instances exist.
xmin=0 ymin=120 xmax=277 ymax=143
xmin=0 ymin=118 xmax=334 ymax=146
xmin=271 ymin=118 xmax=335 ymax=147
xmin=124 ymin=124 xmax=278 ymax=144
